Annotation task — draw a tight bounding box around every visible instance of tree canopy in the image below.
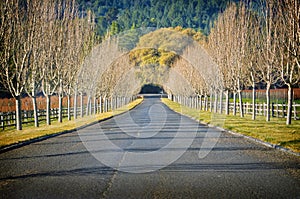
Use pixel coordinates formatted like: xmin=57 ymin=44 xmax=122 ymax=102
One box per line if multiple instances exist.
xmin=76 ymin=0 xmax=235 ymax=36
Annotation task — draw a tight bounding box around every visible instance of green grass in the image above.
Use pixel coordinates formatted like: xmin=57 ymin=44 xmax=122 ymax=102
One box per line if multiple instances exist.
xmin=0 ymin=98 xmax=143 ymax=148
xmin=162 ymin=98 xmax=300 ymax=153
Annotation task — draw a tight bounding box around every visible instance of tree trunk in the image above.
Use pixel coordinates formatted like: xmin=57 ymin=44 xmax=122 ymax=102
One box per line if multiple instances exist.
xmin=219 ymin=91 xmax=223 ymax=114
xmin=233 ymin=92 xmax=237 ymax=116
xmin=86 ymin=95 xmax=91 ymax=116
xmin=67 ymin=95 xmax=71 ymax=120
xmin=46 ymin=95 xmax=51 ymax=125
xmin=204 ymin=95 xmax=208 ymax=111
xmin=15 ymin=96 xmax=22 ymax=130
xmin=74 ymin=89 xmax=78 ymax=119
xmin=214 ymin=91 xmax=218 ymax=113
xmin=93 ymin=96 xmax=97 ymax=115
xmin=32 ymin=96 xmax=39 ymax=127
xmin=89 ymin=96 xmax=92 ymax=115
xmin=237 ymin=78 xmax=244 ymax=117
xmin=110 ymin=98 xmax=113 ymax=111
xmin=99 ymin=96 xmax=102 ymax=113
xmin=199 ymin=95 xmax=203 ymax=111
xmin=252 ymin=82 xmax=256 ymax=120
xmin=58 ymin=94 xmax=63 ymax=123
xmin=238 ymin=91 xmax=244 ymax=117
xmin=80 ymin=93 xmax=83 ymax=118
xmin=266 ymin=82 xmax=271 ymax=122
xmin=104 ymin=97 xmax=107 ymax=112
xmin=112 ymin=97 xmax=115 ymax=110
xmin=286 ymin=84 xmax=293 ymax=125
xmin=58 ymin=80 xmax=63 ymax=123
xmin=209 ymin=91 xmax=213 ymax=112
xmin=225 ymin=90 xmax=229 ymax=115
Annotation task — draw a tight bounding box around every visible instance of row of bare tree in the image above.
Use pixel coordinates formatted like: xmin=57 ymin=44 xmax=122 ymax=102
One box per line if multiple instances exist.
xmin=171 ymin=0 xmax=299 ymax=125
xmin=0 ymin=0 xmax=298 ymax=130
xmin=0 ymin=0 xmax=96 ymax=130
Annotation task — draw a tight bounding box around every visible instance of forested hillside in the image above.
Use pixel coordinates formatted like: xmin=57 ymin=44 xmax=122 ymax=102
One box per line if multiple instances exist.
xmin=76 ymin=0 xmax=235 ymax=35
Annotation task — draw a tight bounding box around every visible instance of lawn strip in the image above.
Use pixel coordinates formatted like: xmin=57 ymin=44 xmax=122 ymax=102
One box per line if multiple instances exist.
xmin=162 ymin=98 xmax=300 ymax=153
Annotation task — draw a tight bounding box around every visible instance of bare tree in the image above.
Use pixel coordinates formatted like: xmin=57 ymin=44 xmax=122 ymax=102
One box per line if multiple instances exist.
xmin=165 ymin=69 xmax=195 ymax=97
xmin=24 ymin=0 xmax=46 ymax=128
xmin=276 ymin=0 xmax=300 ymax=124
xmin=77 ymin=38 xmax=123 ymax=116
xmin=244 ymin=9 xmax=262 ymax=120
xmin=230 ymin=2 xmax=251 ymax=118
xmin=38 ymin=0 xmax=89 ymax=124
xmin=55 ymin=0 xmax=87 ymax=123
xmin=0 ymin=0 xmax=34 ymax=130
xmin=172 ymin=56 xmax=206 ymax=98
xmin=258 ymin=0 xmax=281 ymax=122
xmin=207 ymin=2 xmax=249 ymax=117
xmin=207 ymin=5 xmax=236 ymax=115
xmin=181 ymin=40 xmax=221 ymax=113
xmin=39 ymin=0 xmax=61 ymax=125
xmin=73 ymin=12 xmax=98 ymax=119
xmin=64 ymin=15 xmax=94 ymax=120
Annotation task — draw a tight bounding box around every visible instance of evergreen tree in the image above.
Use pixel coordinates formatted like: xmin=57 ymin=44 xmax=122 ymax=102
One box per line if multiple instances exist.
xmin=76 ymin=0 xmax=234 ymax=36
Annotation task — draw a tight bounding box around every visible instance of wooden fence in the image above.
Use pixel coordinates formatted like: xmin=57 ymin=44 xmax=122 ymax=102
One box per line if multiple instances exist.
xmin=242 ymin=88 xmax=300 ymax=102
xmin=171 ymin=95 xmax=300 ymax=120
xmin=0 ymin=96 xmax=85 ymax=112
xmin=0 ymin=96 xmax=136 ymax=130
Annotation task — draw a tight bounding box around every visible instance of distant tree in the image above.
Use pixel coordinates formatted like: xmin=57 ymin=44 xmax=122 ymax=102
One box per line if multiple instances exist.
xmin=110 ymin=21 xmax=121 ymax=35
xmin=76 ymin=0 xmax=232 ymax=36
xmin=207 ymin=9 xmax=234 ymax=115
xmin=244 ymin=8 xmax=262 ymax=120
xmin=207 ymin=2 xmax=249 ymax=117
xmin=67 ymin=13 xmax=96 ymax=120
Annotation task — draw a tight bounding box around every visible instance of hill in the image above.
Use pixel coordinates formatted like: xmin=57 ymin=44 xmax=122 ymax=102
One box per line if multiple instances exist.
xmin=76 ymin=0 xmax=235 ymax=36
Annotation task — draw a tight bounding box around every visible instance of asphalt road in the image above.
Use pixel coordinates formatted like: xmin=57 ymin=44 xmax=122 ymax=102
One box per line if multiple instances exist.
xmin=0 ymin=96 xmax=299 ymax=199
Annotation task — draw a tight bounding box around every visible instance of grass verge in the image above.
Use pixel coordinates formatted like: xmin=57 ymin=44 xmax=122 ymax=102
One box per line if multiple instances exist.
xmin=0 ymin=98 xmax=143 ymax=149
xmin=162 ymin=98 xmax=300 ymax=153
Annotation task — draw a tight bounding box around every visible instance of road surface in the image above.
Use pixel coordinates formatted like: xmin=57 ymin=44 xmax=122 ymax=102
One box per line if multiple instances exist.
xmin=0 ymin=96 xmax=299 ymax=199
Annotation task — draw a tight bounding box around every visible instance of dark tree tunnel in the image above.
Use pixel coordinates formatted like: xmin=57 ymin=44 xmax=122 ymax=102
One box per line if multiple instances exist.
xmin=139 ymin=84 xmax=165 ymax=94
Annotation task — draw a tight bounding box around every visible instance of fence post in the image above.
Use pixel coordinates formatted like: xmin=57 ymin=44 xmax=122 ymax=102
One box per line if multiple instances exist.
xmin=13 ymin=112 xmax=16 ymax=127
xmin=293 ymin=102 xmax=297 ymax=120
xmin=80 ymin=94 xmax=83 ymax=118
xmin=282 ymin=103 xmax=285 ymax=118
xmin=0 ymin=113 xmax=3 ymax=130
xmin=93 ymin=97 xmax=97 ymax=115
xmin=276 ymin=104 xmax=279 ymax=117
xmin=256 ymin=104 xmax=258 ymax=116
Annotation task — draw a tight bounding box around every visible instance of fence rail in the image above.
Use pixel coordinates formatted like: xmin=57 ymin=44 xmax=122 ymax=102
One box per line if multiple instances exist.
xmin=170 ymin=95 xmax=300 ymax=120
xmin=0 ymin=96 xmax=137 ymax=130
